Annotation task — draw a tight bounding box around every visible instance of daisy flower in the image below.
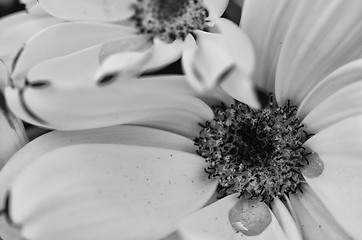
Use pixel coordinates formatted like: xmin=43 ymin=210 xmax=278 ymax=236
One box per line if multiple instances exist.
xmin=1 ymin=0 xmax=362 ymax=239
xmin=3 ymin=0 xmax=230 ymax=90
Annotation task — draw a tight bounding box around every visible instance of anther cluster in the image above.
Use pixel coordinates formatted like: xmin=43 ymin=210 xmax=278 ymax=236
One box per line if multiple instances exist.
xmin=131 ymin=0 xmax=209 ymax=43
xmin=195 ymin=97 xmax=313 ymax=204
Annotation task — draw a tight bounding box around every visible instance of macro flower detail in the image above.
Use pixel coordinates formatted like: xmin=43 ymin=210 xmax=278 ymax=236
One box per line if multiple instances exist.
xmin=131 ymin=0 xmax=209 ymax=43
xmin=1 ymin=0 xmax=362 ymax=239
xmin=196 ymin=99 xmax=314 ymax=205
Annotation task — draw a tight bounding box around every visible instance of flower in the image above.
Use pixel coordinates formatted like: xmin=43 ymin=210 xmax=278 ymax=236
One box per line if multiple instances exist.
xmin=3 ymin=0 xmax=231 ymax=90
xmin=2 ymin=0 xmax=362 ymax=240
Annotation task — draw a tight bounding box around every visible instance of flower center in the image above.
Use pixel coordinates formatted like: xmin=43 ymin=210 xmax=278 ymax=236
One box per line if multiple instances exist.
xmin=131 ymin=0 xmax=209 ymax=43
xmin=195 ymin=95 xmax=315 ymax=205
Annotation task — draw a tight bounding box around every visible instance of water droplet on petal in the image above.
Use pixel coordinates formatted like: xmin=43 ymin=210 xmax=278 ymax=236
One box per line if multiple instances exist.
xmin=228 ymin=198 xmax=272 ymax=236
xmin=302 ymin=152 xmax=324 ymax=178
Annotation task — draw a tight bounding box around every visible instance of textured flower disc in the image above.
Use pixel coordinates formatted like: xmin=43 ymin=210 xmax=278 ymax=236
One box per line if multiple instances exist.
xmin=131 ymin=0 xmax=209 ymax=42
xmin=195 ymin=95 xmax=318 ymax=205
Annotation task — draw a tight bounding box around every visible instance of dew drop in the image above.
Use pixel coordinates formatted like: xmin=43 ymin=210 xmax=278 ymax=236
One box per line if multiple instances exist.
xmin=228 ymin=198 xmax=272 ymax=236
xmin=302 ymin=152 xmax=324 ymax=178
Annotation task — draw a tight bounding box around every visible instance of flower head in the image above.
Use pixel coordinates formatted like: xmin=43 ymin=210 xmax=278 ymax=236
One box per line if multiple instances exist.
xmin=2 ymin=0 xmax=362 ymax=239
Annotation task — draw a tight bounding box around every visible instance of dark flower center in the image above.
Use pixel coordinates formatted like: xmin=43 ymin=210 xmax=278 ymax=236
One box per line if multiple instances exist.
xmin=131 ymin=0 xmax=209 ymax=43
xmin=195 ymin=95 xmax=315 ymax=205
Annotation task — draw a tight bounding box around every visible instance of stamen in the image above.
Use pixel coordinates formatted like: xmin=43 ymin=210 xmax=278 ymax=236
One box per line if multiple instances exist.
xmin=196 ymin=95 xmax=321 ymax=205
xmin=131 ymin=0 xmax=209 ymax=43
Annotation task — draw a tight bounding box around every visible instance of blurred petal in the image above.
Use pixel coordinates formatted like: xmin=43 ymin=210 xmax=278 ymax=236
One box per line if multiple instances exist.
xmin=9 ymin=144 xmax=217 ymax=240
xmin=11 ymin=22 xmax=135 ymax=83
xmin=178 ymin=194 xmax=288 ymax=240
xmin=0 ymin=125 xmax=196 ymax=209
xmin=5 ymin=74 xmax=214 ymax=131
xmin=275 ymin=0 xmax=362 ymax=106
xmin=271 ymin=198 xmax=302 ymax=240
xmin=303 ymin=115 xmax=362 ymax=239
xmin=242 ymin=0 xmax=300 ymax=93
xmin=203 ymin=0 xmax=229 ymax=21
xmin=0 ymin=10 xmax=62 ymax=69
xmin=37 ymin=0 xmax=134 ymax=22
xmin=302 ymin=81 xmax=362 ymax=133
xmin=289 ymin=184 xmax=352 ymax=240
xmin=298 ymin=59 xmax=362 ymax=118
xmin=182 ymin=19 xmax=257 ymax=107
xmin=95 ymin=37 xmax=183 ymax=83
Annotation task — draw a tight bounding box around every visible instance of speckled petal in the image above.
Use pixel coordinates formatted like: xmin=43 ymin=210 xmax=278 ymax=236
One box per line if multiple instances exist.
xmin=9 ymin=144 xmax=216 ymax=240
xmin=37 ymin=0 xmax=134 ymax=22
xmin=289 ymin=184 xmax=352 ymax=240
xmin=275 ymin=0 xmax=362 ymax=106
xmin=303 ymin=115 xmax=362 ymax=239
xmin=177 ymin=194 xmax=288 ymax=240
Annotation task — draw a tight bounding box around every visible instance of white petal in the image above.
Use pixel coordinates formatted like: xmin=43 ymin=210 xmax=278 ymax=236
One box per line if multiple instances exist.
xmin=242 ymin=0 xmax=300 ymax=93
xmin=203 ymin=0 xmax=229 ymax=21
xmin=38 ymin=0 xmax=134 ymax=22
xmin=11 ymin=22 xmax=135 ymax=83
xmin=178 ymin=194 xmax=288 ymax=240
xmin=95 ymin=36 xmax=183 ymax=83
xmin=0 ymin=10 xmax=62 ymax=69
xmin=0 ymin=125 xmax=196 ymax=208
xmin=271 ymin=198 xmax=302 ymax=240
xmin=9 ymin=144 xmax=216 ymax=240
xmin=303 ymin=115 xmax=362 ymax=239
xmin=275 ymin=0 xmax=362 ymax=106
xmin=289 ymin=184 xmax=352 ymax=240
xmin=5 ymin=74 xmax=214 ymax=131
xmin=0 ymin=110 xmax=28 ymax=170
xmin=302 ymin=81 xmax=362 ymax=133
xmin=298 ymin=59 xmax=362 ymax=119
xmin=182 ymin=19 xmax=256 ymax=103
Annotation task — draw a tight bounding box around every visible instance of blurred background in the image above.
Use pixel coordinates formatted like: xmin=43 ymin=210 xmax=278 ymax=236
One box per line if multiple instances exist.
xmin=0 ymin=0 xmax=24 ymax=18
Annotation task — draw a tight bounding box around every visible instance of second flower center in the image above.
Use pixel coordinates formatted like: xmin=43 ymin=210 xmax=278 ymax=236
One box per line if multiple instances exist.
xmin=131 ymin=0 xmax=209 ymax=43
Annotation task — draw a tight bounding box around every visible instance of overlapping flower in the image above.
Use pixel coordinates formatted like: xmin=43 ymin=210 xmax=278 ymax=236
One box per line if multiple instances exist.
xmin=1 ymin=0 xmax=362 ymax=240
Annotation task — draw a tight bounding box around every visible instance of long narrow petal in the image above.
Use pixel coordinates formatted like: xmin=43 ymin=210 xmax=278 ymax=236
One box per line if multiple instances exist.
xmin=37 ymin=0 xmax=134 ymax=22
xmin=303 ymin=115 xmax=362 ymax=239
xmin=11 ymin=22 xmax=135 ymax=82
xmin=289 ymin=184 xmax=352 ymax=240
xmin=271 ymin=198 xmax=302 ymax=240
xmin=5 ymin=73 xmax=214 ymax=131
xmin=275 ymin=0 xmax=362 ymax=106
xmin=298 ymin=59 xmax=362 ymax=118
xmin=242 ymin=0 xmax=300 ymax=93
xmin=9 ymin=144 xmax=216 ymax=240
xmin=0 ymin=10 xmax=62 ymax=69
xmin=177 ymin=194 xmax=288 ymax=240
xmin=0 ymin=125 xmax=196 ymax=210
xmin=301 ymin=81 xmax=362 ymax=133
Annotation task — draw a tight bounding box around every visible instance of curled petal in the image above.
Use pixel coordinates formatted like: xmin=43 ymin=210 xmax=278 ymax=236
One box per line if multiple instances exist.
xmin=0 ymin=10 xmax=62 ymax=69
xmin=11 ymin=22 xmax=135 ymax=83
